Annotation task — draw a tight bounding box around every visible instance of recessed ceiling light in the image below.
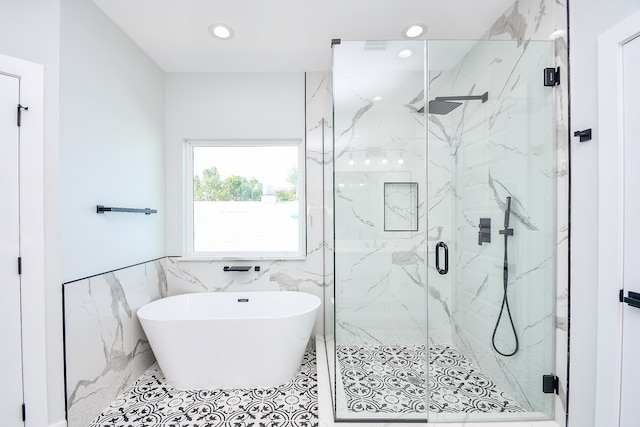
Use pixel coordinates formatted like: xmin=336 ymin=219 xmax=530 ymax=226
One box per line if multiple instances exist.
xmin=373 ymin=96 xmax=382 ymax=102
xmin=398 ymin=49 xmax=413 ymax=59
xmin=209 ymin=24 xmax=234 ymax=40
xmin=403 ymin=24 xmax=426 ymax=39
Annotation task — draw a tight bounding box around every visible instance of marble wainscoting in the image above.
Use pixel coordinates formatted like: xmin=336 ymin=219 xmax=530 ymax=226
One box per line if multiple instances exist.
xmin=166 ymin=256 xmax=325 ymax=334
xmin=63 ymin=258 xmax=167 ymax=427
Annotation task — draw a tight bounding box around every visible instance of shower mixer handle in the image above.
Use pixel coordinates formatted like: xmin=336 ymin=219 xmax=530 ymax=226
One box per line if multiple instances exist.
xmin=503 ymin=196 xmax=512 ymax=228
xmin=499 ymin=228 xmax=514 ymax=236
xmin=499 ymin=196 xmax=514 ymax=236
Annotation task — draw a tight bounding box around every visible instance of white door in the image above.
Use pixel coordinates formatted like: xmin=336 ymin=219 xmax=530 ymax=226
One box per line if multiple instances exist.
xmin=621 ymin=34 xmax=640 ymax=427
xmin=0 ymin=72 xmax=25 ymax=425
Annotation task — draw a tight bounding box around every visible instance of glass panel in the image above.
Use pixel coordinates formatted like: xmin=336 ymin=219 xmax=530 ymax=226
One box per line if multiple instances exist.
xmin=332 ymin=40 xmax=429 ymax=421
xmin=321 ymin=73 xmax=336 ymax=420
xmin=427 ymin=40 xmax=556 ymax=422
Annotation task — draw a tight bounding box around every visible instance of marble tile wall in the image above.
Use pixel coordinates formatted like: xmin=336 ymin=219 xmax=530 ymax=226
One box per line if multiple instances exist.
xmin=165 ymin=72 xmax=330 ymax=335
xmin=433 ymin=39 xmax=556 ymax=415
xmin=425 ymin=0 xmax=568 ymax=416
xmin=549 ymin=1 xmax=570 ymax=421
xmin=63 ymin=258 xmax=167 ymax=427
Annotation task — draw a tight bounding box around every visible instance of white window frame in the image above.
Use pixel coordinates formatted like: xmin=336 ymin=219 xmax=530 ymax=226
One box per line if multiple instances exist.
xmin=185 ymin=138 xmax=306 ymax=259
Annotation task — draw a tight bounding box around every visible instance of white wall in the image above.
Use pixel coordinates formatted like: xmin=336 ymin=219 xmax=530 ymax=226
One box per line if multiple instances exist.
xmin=165 ymin=72 xmax=305 ymax=253
xmin=0 ymin=1 xmax=63 ymax=425
xmin=568 ymin=1 xmax=640 ymax=426
xmin=59 ymin=0 xmax=166 ymax=283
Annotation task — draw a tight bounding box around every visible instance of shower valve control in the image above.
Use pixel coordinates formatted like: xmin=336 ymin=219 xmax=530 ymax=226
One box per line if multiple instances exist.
xmin=478 ymin=218 xmax=491 ymax=245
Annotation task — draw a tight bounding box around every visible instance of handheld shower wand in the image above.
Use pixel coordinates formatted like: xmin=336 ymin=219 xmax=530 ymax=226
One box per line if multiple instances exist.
xmin=492 ymin=196 xmax=519 ymax=357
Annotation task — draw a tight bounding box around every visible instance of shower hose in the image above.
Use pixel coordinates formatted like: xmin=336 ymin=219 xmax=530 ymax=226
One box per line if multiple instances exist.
xmin=491 ymin=198 xmax=519 ymax=357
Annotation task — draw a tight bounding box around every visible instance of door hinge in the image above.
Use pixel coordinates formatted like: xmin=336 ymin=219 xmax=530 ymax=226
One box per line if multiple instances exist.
xmin=542 ymin=374 xmax=559 ymax=394
xmin=543 ymin=67 xmax=560 ymax=86
xmin=22 ymin=403 xmax=26 ymax=421
xmin=18 ymin=257 xmax=22 ymax=275
xmin=17 ymin=104 xmax=29 ymax=127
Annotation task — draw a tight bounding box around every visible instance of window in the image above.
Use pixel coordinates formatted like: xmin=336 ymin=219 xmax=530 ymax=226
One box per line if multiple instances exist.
xmin=186 ymin=139 xmax=305 ymax=258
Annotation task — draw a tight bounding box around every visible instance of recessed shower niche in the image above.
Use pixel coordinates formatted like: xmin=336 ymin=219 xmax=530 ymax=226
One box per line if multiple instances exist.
xmin=326 ymin=39 xmax=556 ymax=422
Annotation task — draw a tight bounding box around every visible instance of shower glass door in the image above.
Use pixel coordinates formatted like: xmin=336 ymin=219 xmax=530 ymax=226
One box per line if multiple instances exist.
xmin=330 ymin=39 xmax=556 ymax=423
xmin=426 ymin=40 xmax=556 ymax=422
xmin=332 ymin=40 xmax=429 ymax=421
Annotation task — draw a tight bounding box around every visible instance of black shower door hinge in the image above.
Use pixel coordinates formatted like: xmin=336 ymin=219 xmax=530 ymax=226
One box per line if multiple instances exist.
xmin=543 ymin=67 xmax=560 ymax=86
xmin=542 ymin=374 xmax=559 ymax=394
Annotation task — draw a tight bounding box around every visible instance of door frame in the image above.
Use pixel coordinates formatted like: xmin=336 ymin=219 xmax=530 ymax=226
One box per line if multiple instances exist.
xmin=0 ymin=54 xmax=47 ymax=427
xmin=595 ymin=9 xmax=640 ymax=427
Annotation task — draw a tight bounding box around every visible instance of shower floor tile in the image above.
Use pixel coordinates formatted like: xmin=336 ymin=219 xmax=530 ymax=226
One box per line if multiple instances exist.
xmin=336 ymin=344 xmax=524 ymax=414
xmin=89 ymin=350 xmax=318 ymax=427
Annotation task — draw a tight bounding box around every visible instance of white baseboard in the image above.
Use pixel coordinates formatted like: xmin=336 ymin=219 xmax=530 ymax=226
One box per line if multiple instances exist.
xmin=49 ymin=420 xmax=67 ymax=427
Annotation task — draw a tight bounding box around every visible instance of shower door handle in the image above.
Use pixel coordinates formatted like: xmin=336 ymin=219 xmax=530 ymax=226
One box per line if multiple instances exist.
xmin=623 ymin=291 xmax=640 ymax=309
xmin=435 ymin=242 xmax=448 ymax=275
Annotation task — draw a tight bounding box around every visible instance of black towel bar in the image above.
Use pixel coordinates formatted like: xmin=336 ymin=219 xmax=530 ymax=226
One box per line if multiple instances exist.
xmin=97 ymin=205 xmax=157 ymax=215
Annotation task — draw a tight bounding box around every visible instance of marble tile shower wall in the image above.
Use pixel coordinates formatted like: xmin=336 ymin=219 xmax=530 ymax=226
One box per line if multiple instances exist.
xmin=436 ymin=40 xmax=556 ymax=414
xmin=166 ymin=72 xmax=329 ymax=334
xmin=63 ymin=259 xmax=168 ymax=427
xmin=427 ymin=0 xmax=569 ymax=416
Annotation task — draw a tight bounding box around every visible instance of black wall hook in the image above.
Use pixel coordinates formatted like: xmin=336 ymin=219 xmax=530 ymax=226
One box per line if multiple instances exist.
xmin=574 ymin=128 xmax=592 ymax=142
xmin=17 ymin=104 xmax=29 ymax=127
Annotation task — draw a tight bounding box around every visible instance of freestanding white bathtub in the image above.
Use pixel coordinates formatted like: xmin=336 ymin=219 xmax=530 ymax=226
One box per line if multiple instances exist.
xmin=137 ymin=291 xmax=320 ymax=390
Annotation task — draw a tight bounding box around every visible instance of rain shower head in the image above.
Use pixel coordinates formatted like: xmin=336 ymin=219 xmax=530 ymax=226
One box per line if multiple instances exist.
xmin=424 ymin=100 xmax=462 ymax=115
xmin=418 ymin=91 xmax=489 ymax=115
xmin=417 ymin=100 xmax=461 ymax=114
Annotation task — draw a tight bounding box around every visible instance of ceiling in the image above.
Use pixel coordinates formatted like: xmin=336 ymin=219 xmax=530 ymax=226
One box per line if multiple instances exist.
xmin=93 ymin=0 xmax=516 ymax=73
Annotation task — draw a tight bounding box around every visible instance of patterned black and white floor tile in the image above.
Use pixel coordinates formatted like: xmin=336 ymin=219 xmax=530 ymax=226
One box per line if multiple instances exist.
xmin=337 ymin=344 xmax=524 ymax=415
xmin=89 ymin=350 xmax=318 ymax=427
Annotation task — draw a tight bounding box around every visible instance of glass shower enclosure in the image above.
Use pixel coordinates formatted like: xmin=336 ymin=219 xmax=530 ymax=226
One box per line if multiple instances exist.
xmin=328 ymin=39 xmax=556 ymax=422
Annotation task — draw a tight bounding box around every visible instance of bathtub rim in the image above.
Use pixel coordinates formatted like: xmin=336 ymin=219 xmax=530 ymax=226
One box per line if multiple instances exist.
xmin=137 ymin=290 xmax=321 ymax=322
